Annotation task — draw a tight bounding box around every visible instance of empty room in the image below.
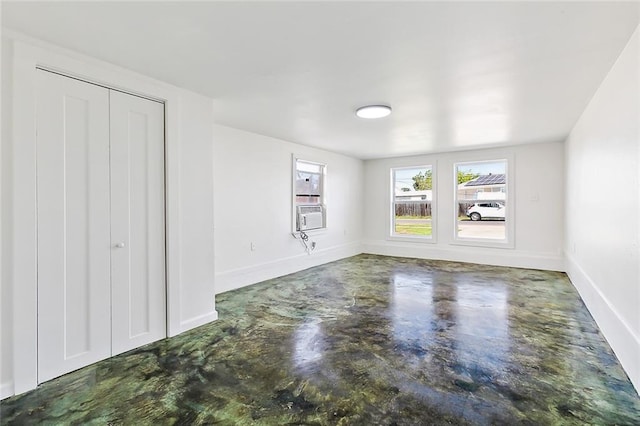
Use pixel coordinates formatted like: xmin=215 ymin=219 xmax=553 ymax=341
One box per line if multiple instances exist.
xmin=1 ymin=1 xmax=639 ymax=424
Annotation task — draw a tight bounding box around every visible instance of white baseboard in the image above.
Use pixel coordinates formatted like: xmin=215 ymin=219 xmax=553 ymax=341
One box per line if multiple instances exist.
xmin=1 ymin=381 xmax=14 ymax=400
xmin=362 ymin=240 xmax=565 ymax=271
xmin=565 ymin=253 xmax=639 ymax=395
xmin=215 ymin=242 xmax=362 ymax=294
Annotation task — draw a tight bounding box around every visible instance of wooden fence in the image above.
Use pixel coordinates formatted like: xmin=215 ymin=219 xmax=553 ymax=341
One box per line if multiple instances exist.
xmin=395 ymin=202 xmax=432 ymax=217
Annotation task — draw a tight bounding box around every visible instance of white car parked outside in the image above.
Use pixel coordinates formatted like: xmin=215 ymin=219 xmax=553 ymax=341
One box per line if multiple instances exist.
xmin=466 ymin=202 xmax=505 ymax=221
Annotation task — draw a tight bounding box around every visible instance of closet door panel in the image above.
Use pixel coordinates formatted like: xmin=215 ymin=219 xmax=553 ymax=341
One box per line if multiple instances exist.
xmin=110 ymin=90 xmax=166 ymax=355
xmin=36 ymin=70 xmax=112 ymax=382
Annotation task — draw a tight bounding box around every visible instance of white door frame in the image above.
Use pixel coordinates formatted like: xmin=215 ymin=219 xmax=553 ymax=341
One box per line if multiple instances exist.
xmin=11 ymin=37 xmax=188 ymax=394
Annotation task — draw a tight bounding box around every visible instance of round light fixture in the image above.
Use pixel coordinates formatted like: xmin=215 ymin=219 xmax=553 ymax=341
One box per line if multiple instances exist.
xmin=355 ymin=104 xmax=392 ymax=119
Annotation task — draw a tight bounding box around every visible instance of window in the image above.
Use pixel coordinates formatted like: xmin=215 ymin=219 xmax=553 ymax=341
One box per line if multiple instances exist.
xmin=293 ymin=157 xmax=326 ymax=232
xmin=455 ymin=159 xmax=510 ymax=243
xmin=391 ymin=165 xmax=434 ymax=239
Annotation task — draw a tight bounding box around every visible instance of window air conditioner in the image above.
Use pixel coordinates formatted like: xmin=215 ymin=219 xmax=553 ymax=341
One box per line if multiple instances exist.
xmin=297 ymin=205 xmax=325 ymax=231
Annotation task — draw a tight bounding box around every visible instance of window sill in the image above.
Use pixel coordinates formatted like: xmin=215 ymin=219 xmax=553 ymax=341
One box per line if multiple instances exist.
xmin=387 ymin=235 xmax=436 ymax=244
xmin=451 ymin=238 xmax=514 ymax=249
xmin=293 ymin=228 xmax=328 ymax=236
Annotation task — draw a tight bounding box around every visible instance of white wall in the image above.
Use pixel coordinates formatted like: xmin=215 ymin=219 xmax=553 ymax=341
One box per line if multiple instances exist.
xmin=1 ymin=31 xmax=217 ymax=398
xmin=1 ymin=34 xmax=14 ymax=400
xmin=565 ymin=26 xmax=639 ymax=393
xmin=212 ymin=124 xmax=363 ymax=293
xmin=363 ymin=142 xmax=565 ymax=271
xmin=175 ymin=92 xmax=217 ymax=330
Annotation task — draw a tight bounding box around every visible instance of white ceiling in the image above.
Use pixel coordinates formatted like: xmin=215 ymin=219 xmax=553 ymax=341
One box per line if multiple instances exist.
xmin=2 ymin=1 xmax=639 ymax=159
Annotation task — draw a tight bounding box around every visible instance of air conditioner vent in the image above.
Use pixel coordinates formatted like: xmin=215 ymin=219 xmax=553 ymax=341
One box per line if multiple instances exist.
xmin=297 ymin=205 xmax=325 ymax=231
xmin=298 ymin=205 xmax=323 ymax=215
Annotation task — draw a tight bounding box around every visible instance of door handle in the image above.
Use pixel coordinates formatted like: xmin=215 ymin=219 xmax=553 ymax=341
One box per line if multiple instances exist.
xmin=115 ymin=242 xmax=126 ymax=248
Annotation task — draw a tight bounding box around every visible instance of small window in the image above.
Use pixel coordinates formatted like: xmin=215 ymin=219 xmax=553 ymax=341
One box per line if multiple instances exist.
xmin=391 ymin=165 xmax=434 ymax=239
xmin=455 ymin=160 xmax=509 ymax=243
xmin=293 ymin=157 xmax=326 ymax=232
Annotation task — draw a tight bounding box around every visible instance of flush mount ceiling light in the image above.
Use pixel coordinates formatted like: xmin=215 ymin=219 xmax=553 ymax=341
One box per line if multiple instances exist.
xmin=355 ymin=104 xmax=392 ymax=119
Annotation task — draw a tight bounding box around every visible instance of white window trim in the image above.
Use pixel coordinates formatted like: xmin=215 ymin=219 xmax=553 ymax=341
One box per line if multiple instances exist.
xmin=452 ymin=157 xmax=515 ymax=249
xmin=388 ymin=164 xmax=437 ymax=243
xmin=291 ymin=155 xmax=327 ymax=235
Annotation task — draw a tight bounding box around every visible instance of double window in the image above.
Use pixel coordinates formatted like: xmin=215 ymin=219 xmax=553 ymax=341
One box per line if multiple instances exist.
xmin=390 ymin=159 xmax=511 ymax=246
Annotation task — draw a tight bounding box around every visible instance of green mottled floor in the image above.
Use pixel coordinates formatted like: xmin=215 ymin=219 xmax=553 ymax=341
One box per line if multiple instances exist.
xmin=2 ymin=254 xmax=639 ymax=425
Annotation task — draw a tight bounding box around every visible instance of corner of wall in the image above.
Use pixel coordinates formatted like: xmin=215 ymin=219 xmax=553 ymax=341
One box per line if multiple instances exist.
xmin=563 ymin=25 xmax=640 ymax=395
xmin=0 ymin=381 xmax=14 ymax=400
xmin=565 ymin=254 xmax=640 ymax=393
xmin=211 ymin=124 xmax=365 ymax=295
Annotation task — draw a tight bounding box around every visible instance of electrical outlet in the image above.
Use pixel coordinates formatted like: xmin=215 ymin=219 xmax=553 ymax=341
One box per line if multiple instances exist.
xmin=250 ymin=242 xmax=256 ymax=251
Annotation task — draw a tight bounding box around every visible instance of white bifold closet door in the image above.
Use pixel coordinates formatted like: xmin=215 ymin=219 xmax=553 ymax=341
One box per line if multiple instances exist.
xmin=36 ymin=70 xmax=166 ymax=383
xmin=109 ymin=90 xmax=166 ymax=356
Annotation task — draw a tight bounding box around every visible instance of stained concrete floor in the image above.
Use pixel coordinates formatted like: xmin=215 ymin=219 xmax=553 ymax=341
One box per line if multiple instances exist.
xmin=1 ymin=254 xmax=639 ymax=425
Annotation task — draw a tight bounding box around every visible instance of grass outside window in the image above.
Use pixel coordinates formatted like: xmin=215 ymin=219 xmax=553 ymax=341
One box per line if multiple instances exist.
xmin=394 ymin=215 xmax=432 ymax=236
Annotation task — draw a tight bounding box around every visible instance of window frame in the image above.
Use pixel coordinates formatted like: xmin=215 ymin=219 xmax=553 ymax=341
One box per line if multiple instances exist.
xmin=388 ymin=164 xmax=437 ymax=243
xmin=452 ymin=157 xmax=514 ymax=249
xmin=292 ymin=155 xmax=327 ymax=234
